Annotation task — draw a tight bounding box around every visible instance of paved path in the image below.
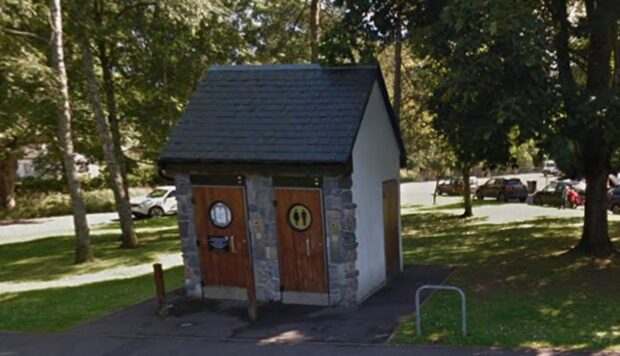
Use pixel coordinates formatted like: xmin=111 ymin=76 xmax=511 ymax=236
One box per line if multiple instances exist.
xmin=0 ymin=212 xmax=118 ymax=245
xmin=2 ymin=331 xmax=553 ymax=356
xmin=71 ymin=265 xmax=452 ymax=345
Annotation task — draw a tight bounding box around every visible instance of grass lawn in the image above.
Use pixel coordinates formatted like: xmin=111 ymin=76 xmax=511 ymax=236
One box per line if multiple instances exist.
xmin=392 ymin=209 xmax=620 ymax=351
xmin=0 ymin=216 xmax=180 ymax=283
xmin=0 ymin=216 xmax=183 ymax=332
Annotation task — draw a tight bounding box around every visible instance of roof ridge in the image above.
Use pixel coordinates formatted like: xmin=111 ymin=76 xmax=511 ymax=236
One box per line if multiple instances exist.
xmin=209 ymin=64 xmax=379 ymax=71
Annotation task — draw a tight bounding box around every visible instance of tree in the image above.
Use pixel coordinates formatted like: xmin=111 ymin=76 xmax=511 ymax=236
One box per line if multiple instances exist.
xmin=90 ymin=0 xmax=129 ymax=196
xmin=543 ymin=0 xmax=620 ymax=256
xmin=326 ymin=1 xmax=411 ymax=116
xmin=322 ymin=1 xmax=459 ymax=184
xmin=0 ymin=148 xmax=16 ymax=210
xmin=101 ymin=0 xmax=248 ymax=162
xmin=0 ymin=1 xmax=55 ymax=211
xmin=409 ymin=0 xmax=553 ymax=217
xmin=310 ymin=0 xmax=320 ymax=62
xmin=48 ymin=0 xmax=93 ymax=262
xmin=80 ymin=31 xmax=139 ymax=249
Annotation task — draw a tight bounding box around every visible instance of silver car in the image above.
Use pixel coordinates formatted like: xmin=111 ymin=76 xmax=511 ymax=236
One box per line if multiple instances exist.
xmin=130 ymin=185 xmax=177 ymax=218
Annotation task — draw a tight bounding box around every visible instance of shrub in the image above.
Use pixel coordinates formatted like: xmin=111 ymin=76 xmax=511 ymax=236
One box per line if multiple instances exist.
xmin=127 ymin=166 xmax=171 ymax=187
xmin=0 ymin=188 xmax=152 ymax=222
xmin=17 ymin=177 xmax=67 ymax=194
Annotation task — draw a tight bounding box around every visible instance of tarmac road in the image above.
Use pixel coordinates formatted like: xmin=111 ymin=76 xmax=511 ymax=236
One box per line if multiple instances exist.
xmin=0 ymin=212 xmax=118 ymax=245
xmin=400 ymin=172 xmax=620 ymax=224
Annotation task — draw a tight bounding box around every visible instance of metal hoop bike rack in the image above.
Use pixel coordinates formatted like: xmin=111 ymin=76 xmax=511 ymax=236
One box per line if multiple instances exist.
xmin=415 ymin=284 xmax=467 ymax=337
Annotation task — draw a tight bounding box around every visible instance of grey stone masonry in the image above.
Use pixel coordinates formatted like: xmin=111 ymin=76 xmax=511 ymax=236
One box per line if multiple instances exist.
xmin=245 ymin=174 xmax=280 ymax=301
xmin=174 ymin=173 xmax=202 ymax=298
xmin=323 ymin=175 xmax=358 ymax=305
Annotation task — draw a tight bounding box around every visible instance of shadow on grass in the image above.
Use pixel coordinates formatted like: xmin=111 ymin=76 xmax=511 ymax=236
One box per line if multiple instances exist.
xmin=420 ymin=199 xmax=514 ymax=212
xmin=0 ymin=217 xmax=180 ymax=283
xmin=0 ymin=266 xmax=183 ymax=332
xmin=396 ymin=210 xmax=620 ymax=351
xmin=100 ymin=216 xmax=178 ymax=230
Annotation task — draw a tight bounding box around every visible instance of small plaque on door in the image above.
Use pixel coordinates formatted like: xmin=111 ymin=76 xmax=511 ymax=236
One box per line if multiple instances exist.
xmin=288 ymin=204 xmax=312 ymax=231
xmin=208 ymin=235 xmax=230 ymax=252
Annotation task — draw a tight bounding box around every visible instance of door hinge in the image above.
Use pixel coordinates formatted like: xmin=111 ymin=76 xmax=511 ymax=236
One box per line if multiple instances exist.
xmin=273 ymin=200 xmax=278 ymax=207
xmin=196 ymin=239 xmax=200 ymax=247
xmin=279 ymin=285 xmax=284 ymax=292
xmin=191 ymin=197 xmax=196 ymax=205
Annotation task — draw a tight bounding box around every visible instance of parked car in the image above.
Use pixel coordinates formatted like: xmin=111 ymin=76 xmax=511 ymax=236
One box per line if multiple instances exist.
xmin=609 ymin=186 xmax=620 ymax=214
xmin=130 ymin=185 xmax=177 ymax=218
xmin=475 ymin=178 xmax=528 ymax=202
xmin=532 ymin=180 xmax=585 ymax=208
xmin=610 ymin=174 xmax=620 ymax=187
xmin=436 ymin=177 xmax=478 ymax=196
xmin=542 ymin=160 xmax=559 ymax=177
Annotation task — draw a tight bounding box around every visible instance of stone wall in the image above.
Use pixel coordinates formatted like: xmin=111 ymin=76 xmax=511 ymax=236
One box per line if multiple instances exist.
xmin=174 ymin=173 xmax=202 ymax=298
xmin=245 ymin=174 xmax=280 ymax=301
xmin=173 ymin=172 xmax=359 ymax=305
xmin=323 ymin=175 xmax=358 ymax=305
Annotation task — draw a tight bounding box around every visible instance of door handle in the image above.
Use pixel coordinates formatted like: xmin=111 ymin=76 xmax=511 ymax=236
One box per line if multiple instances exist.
xmin=230 ymin=235 xmax=236 ymax=253
xmin=306 ymin=238 xmax=310 ymax=256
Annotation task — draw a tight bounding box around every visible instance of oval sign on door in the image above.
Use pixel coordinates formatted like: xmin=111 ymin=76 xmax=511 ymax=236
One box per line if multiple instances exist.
xmin=209 ymin=201 xmax=232 ymax=228
xmin=288 ymin=204 xmax=312 ymax=231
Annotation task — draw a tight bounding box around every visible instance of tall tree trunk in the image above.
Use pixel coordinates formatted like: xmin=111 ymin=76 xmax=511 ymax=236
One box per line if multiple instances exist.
xmin=81 ymin=36 xmax=139 ymax=249
xmin=393 ymin=15 xmax=402 ymax=120
xmin=310 ymin=0 xmax=320 ymax=63
xmin=613 ymin=21 xmax=619 ymax=86
xmin=461 ymin=165 xmax=473 ymax=218
xmin=0 ymin=154 xmax=17 ymax=210
xmin=97 ymin=41 xmax=129 ymax=197
xmin=92 ymin=0 xmax=129 ymax=196
xmin=573 ymin=0 xmax=616 ymax=256
xmin=576 ymin=163 xmax=614 ymax=255
xmin=433 ymin=175 xmax=440 ymax=205
xmin=48 ymin=0 xmax=93 ymax=263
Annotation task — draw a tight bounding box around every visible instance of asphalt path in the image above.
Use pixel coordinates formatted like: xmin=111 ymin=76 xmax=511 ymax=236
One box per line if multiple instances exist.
xmin=0 ymin=212 xmax=118 ymax=245
xmin=0 ymin=331 xmax=583 ymax=356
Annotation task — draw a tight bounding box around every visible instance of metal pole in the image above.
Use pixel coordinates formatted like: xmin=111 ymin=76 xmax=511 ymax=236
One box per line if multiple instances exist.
xmin=415 ymin=286 xmax=422 ymax=336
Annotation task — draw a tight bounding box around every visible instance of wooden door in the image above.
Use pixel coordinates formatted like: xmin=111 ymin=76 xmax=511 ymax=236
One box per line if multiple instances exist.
xmin=383 ymin=180 xmax=401 ymax=279
xmin=275 ymin=188 xmax=328 ymax=303
xmin=192 ymin=186 xmax=254 ymax=299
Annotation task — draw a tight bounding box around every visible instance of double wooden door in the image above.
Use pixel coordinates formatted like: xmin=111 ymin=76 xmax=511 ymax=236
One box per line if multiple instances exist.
xmin=274 ymin=188 xmax=328 ymax=304
xmin=192 ymin=186 xmax=254 ymax=300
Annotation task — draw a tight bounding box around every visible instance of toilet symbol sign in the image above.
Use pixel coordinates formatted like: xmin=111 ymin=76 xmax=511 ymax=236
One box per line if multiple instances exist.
xmin=288 ymin=204 xmax=312 ymax=231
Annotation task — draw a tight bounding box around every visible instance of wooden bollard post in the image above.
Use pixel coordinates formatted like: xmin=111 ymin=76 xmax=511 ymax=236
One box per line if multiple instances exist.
xmin=153 ymin=263 xmax=168 ymax=317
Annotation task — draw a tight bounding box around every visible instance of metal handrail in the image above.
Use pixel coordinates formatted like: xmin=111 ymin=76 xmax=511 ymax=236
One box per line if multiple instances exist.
xmin=415 ymin=284 xmax=467 ymax=337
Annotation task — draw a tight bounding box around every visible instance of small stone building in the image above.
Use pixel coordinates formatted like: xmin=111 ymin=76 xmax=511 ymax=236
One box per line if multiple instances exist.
xmin=158 ymin=64 xmax=406 ymax=307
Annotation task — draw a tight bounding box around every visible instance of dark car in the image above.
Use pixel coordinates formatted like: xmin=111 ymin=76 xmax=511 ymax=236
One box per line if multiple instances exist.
xmin=532 ymin=181 xmax=585 ymax=208
xmin=609 ymin=186 xmax=620 ymax=214
xmin=436 ymin=177 xmax=478 ymax=196
xmin=475 ymin=178 xmax=528 ymax=202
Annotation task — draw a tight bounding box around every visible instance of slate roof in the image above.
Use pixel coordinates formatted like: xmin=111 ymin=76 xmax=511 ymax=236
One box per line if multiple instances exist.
xmin=158 ymin=64 xmax=406 ymax=167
